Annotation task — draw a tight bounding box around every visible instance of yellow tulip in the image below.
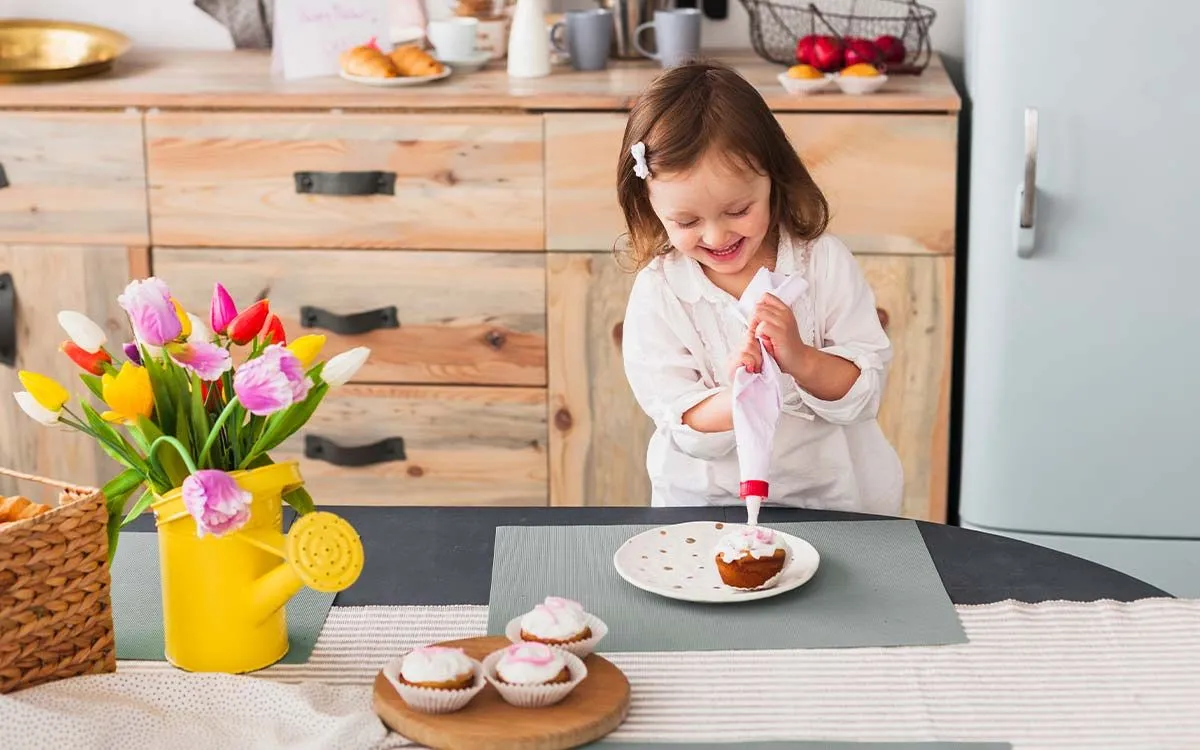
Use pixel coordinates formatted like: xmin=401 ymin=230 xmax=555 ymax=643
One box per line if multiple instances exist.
xmin=101 ymin=362 xmax=155 ymax=424
xmin=287 ymin=334 xmax=326 ymax=368
xmin=172 ymin=299 xmax=192 ymax=339
xmin=17 ymin=370 xmax=69 ymax=411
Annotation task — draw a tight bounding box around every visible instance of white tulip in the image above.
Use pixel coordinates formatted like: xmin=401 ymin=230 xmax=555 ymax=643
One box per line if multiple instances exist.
xmin=14 ymin=391 xmax=61 ymax=426
xmin=321 ymin=346 xmax=370 ymax=387
xmin=57 ymin=310 xmax=107 ymax=353
xmin=187 ymin=314 xmax=212 ymax=343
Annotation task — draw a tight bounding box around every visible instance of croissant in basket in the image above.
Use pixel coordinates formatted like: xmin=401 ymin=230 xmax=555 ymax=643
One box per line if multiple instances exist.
xmin=340 ymin=43 xmax=400 ymax=78
xmin=390 ymin=45 xmax=445 ymax=77
xmin=0 ymin=495 xmax=52 ymax=524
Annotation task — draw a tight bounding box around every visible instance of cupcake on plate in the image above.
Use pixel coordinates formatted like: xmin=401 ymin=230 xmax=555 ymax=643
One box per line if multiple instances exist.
xmin=384 ymin=645 xmax=485 ymax=714
xmin=483 ymin=642 xmax=588 ymax=708
xmin=506 ymin=596 xmax=609 ymax=658
xmin=713 ymin=526 xmax=789 ymax=590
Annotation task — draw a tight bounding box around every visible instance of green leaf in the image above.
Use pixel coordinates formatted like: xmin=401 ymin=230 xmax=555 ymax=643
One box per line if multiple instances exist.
xmin=102 ymin=468 xmax=144 ymax=511
xmin=80 ymin=373 xmax=105 ymax=401
xmin=106 ymin=510 xmax=122 ymax=565
xmin=189 ymin=373 xmax=210 ymax=455
xmin=120 ymin=488 xmax=156 ymax=527
xmin=80 ymin=402 xmax=143 ymax=470
xmin=241 ymin=383 xmax=329 ymax=468
xmin=141 ymin=349 xmax=177 ymax=436
xmin=282 ymin=485 xmax=316 ymax=515
xmin=137 ymin=416 xmax=186 ymax=488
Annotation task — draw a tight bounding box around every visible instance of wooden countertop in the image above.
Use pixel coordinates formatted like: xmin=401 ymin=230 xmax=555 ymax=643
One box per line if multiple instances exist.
xmin=0 ymin=48 xmax=961 ymax=113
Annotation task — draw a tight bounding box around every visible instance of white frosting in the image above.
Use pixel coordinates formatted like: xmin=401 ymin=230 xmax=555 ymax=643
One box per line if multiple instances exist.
xmin=714 ymin=527 xmax=787 ymax=563
xmin=495 ymin=642 xmax=568 ymax=685
xmin=520 ymin=596 xmax=589 ymax=640
xmin=400 ymin=646 xmax=474 ymax=685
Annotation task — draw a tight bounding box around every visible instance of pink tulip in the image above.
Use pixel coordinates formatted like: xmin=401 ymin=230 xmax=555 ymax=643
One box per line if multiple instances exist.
xmin=232 ymin=344 xmax=311 ymax=416
xmin=118 ymin=278 xmax=182 ymax=347
xmin=181 ymin=469 xmax=252 ymax=537
xmin=209 ymin=283 xmax=238 ymax=335
xmin=167 ymin=340 xmax=233 ymax=381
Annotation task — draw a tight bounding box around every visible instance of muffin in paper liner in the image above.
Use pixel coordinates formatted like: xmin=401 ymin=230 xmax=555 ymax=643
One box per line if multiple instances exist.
xmin=716 ymin=537 xmax=794 ymax=591
xmin=482 ymin=647 xmax=588 ymax=708
xmin=382 ymin=653 xmax=486 ymax=714
xmin=505 ymin=612 xmax=609 ymax=659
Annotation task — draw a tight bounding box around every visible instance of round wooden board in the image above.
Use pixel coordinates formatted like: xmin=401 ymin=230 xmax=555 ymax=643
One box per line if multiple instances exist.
xmin=372 ymin=635 xmax=631 ymax=750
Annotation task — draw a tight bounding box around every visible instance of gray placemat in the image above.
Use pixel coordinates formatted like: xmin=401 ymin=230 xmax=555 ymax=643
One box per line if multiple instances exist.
xmin=589 ymin=743 xmax=1010 ymax=749
xmin=488 ymin=521 xmax=966 ymax=651
xmin=110 ymin=531 xmax=335 ymax=663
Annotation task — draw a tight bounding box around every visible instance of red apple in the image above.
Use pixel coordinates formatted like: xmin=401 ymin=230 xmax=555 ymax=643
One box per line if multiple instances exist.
xmin=875 ymin=35 xmax=906 ymax=64
xmin=795 ymin=35 xmax=818 ymax=65
xmin=810 ymin=35 xmax=844 ymax=72
xmin=843 ymin=37 xmax=881 ymax=68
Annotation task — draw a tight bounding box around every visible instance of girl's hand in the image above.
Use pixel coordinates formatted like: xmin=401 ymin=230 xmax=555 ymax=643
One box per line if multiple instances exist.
xmin=749 ymin=294 xmax=811 ymax=378
xmin=728 ymin=324 xmax=763 ymax=381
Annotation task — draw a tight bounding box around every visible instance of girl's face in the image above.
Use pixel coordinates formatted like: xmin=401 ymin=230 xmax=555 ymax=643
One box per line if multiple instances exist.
xmin=646 ymin=150 xmax=773 ymax=278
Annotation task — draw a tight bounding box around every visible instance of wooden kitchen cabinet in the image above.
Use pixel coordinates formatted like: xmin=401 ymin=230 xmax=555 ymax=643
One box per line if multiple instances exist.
xmin=0 ymin=245 xmax=142 ymax=496
xmin=1 ymin=50 xmax=960 ymax=522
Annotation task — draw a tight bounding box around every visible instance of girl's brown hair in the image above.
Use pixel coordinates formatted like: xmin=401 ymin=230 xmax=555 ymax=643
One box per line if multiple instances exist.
xmin=616 ymin=61 xmax=829 ymax=269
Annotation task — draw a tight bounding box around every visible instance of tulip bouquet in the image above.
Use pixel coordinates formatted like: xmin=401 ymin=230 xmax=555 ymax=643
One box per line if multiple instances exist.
xmin=12 ymin=277 xmax=370 ymax=561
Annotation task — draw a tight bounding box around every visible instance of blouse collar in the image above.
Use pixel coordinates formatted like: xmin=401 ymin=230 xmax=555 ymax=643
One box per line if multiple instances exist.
xmin=659 ymin=230 xmax=801 ymax=305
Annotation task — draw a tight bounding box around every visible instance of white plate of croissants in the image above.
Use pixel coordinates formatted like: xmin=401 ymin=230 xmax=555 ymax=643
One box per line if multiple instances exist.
xmin=339 ymin=40 xmax=452 ymax=86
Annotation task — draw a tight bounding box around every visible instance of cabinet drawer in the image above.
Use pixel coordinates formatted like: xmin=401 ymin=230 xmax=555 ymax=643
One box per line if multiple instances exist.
xmin=860 ymin=254 xmax=953 ymax=522
xmin=0 ymin=113 xmax=148 ymax=244
xmin=155 ymin=248 xmax=547 ymax=386
xmin=146 ymin=113 xmax=543 ymax=250
xmin=545 ymin=113 xmax=957 ymax=255
xmin=272 ymin=385 xmax=548 ymax=507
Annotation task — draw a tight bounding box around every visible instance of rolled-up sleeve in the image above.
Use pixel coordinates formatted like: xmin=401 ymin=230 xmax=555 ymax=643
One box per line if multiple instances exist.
xmin=792 ymin=237 xmax=892 ymax=425
xmin=622 ymin=271 xmax=735 ymax=459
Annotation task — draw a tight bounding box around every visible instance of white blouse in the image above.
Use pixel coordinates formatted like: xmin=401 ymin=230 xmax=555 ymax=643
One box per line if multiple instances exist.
xmin=621 ymin=232 xmax=903 ymax=515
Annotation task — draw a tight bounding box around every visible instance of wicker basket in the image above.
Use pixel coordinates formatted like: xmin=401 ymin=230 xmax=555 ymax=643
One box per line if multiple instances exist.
xmin=0 ymin=467 xmax=116 ymax=693
xmin=740 ymin=0 xmax=937 ymax=73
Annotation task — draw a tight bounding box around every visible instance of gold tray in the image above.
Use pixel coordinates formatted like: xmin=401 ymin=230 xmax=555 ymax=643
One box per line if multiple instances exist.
xmin=0 ymin=19 xmax=131 ymax=84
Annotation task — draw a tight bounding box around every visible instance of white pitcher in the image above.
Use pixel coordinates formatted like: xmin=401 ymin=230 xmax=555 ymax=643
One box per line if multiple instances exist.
xmin=507 ymin=0 xmax=551 ymax=78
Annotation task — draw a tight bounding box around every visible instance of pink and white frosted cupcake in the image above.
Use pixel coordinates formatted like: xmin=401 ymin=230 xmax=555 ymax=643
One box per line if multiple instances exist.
xmin=505 ymin=596 xmax=608 ymax=658
xmin=483 ymin=642 xmax=588 ymax=708
xmin=383 ymin=645 xmax=485 ymax=714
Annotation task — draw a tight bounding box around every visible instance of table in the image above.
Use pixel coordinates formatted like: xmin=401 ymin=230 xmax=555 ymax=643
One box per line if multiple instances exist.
xmin=310 ymin=506 xmax=1169 ymax=606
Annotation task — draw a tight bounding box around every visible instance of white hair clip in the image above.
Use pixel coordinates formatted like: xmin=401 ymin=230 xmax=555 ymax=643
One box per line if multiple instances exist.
xmin=630 ymin=142 xmax=650 ymax=180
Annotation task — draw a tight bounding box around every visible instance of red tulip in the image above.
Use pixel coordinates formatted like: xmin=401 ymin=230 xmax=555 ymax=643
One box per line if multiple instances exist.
xmin=263 ymin=314 xmax=287 ymax=346
xmin=227 ymin=299 xmax=270 ymax=346
xmin=60 ymin=340 xmax=111 ymax=376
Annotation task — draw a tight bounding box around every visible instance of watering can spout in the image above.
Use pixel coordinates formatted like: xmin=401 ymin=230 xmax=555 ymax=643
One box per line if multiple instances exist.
xmin=246 ymin=511 xmax=365 ymax=624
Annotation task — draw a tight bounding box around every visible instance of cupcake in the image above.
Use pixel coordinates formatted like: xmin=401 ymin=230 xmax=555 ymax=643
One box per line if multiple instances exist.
xmin=713 ymin=526 xmax=789 ymax=589
xmin=506 ymin=596 xmax=609 ymax=658
xmin=483 ymin=642 xmax=588 ymax=708
xmin=384 ymin=645 xmax=485 ymax=714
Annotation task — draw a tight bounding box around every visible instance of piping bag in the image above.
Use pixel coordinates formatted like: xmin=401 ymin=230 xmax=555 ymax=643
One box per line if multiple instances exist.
xmin=732 ymin=268 xmax=809 ymax=526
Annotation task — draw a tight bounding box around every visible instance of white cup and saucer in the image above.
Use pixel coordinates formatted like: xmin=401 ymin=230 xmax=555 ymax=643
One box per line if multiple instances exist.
xmin=426 ymin=18 xmax=492 ymax=73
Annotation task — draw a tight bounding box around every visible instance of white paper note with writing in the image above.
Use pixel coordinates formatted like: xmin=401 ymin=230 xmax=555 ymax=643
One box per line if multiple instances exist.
xmin=272 ymin=0 xmax=391 ymax=80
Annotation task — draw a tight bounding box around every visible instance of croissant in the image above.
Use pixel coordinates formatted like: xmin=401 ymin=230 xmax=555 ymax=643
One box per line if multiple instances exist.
xmin=389 ymin=45 xmax=445 ymax=77
xmin=0 ymin=495 xmax=51 ymax=523
xmin=340 ymin=44 xmax=399 ymax=78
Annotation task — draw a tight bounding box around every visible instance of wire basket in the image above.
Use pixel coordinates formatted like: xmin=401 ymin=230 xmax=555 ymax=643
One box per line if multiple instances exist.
xmin=740 ymin=0 xmax=937 ymax=73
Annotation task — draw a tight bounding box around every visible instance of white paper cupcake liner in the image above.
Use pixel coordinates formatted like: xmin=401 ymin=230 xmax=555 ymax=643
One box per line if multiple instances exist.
xmin=504 ymin=612 xmax=608 ymax=659
xmin=720 ymin=540 xmax=792 ymax=591
xmin=482 ymin=647 xmax=588 ymax=708
xmin=382 ymin=654 xmax=486 ymax=714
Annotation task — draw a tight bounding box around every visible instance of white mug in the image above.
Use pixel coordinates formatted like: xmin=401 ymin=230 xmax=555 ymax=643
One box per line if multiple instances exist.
xmin=427 ymin=17 xmax=478 ymax=60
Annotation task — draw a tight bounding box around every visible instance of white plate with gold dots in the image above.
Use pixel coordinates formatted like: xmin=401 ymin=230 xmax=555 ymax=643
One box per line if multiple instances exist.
xmin=612 ymin=521 xmax=820 ymax=604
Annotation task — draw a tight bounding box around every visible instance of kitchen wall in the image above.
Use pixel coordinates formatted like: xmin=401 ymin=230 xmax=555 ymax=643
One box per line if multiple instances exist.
xmin=4 ymin=0 xmax=963 ymax=59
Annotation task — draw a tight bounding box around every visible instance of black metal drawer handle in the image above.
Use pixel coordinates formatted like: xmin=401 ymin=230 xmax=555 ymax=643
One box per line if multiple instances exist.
xmin=293 ymin=170 xmax=396 ymax=196
xmin=0 ymin=164 xmax=9 ymax=190
xmin=305 ymin=435 xmax=406 ymax=467
xmin=0 ymin=273 xmax=15 ymax=367
xmin=300 ymin=305 xmax=398 ymax=336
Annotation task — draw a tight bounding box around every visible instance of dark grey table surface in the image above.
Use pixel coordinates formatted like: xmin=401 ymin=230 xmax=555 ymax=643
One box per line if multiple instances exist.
xmin=169 ymin=505 xmax=1162 ymax=606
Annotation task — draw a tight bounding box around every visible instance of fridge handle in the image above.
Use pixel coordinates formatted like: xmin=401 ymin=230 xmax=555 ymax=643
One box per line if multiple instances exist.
xmin=1015 ymin=107 xmax=1038 ymax=258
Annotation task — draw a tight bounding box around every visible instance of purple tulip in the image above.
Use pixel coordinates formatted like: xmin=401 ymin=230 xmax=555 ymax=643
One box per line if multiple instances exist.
xmin=209 ymin=283 xmax=238 ymax=335
xmin=167 ymin=340 xmax=233 ymax=381
xmin=232 ymin=344 xmax=311 ymax=416
xmin=181 ymin=469 xmax=252 ymax=537
xmin=118 ymin=278 xmax=181 ymax=347
xmin=122 ymin=341 xmax=143 ymax=366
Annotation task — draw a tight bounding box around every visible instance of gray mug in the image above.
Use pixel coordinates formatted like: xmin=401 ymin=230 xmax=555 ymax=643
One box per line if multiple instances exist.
xmin=633 ymin=8 xmax=701 ymax=68
xmin=550 ymin=9 xmax=614 ymax=72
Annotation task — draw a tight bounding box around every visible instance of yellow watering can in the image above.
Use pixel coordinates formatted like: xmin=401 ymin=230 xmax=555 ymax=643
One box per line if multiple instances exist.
xmin=151 ymin=461 xmax=363 ymax=673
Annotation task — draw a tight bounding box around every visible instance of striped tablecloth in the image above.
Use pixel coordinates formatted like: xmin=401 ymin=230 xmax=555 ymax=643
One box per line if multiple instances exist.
xmin=8 ymin=599 xmax=1200 ymax=749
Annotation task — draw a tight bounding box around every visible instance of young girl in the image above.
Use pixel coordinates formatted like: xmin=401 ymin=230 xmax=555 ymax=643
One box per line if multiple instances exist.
xmin=618 ymin=61 xmax=903 ymax=515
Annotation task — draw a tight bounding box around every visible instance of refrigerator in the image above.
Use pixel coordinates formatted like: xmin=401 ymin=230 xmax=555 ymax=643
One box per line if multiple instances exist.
xmin=959 ymin=0 xmax=1200 ymax=598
